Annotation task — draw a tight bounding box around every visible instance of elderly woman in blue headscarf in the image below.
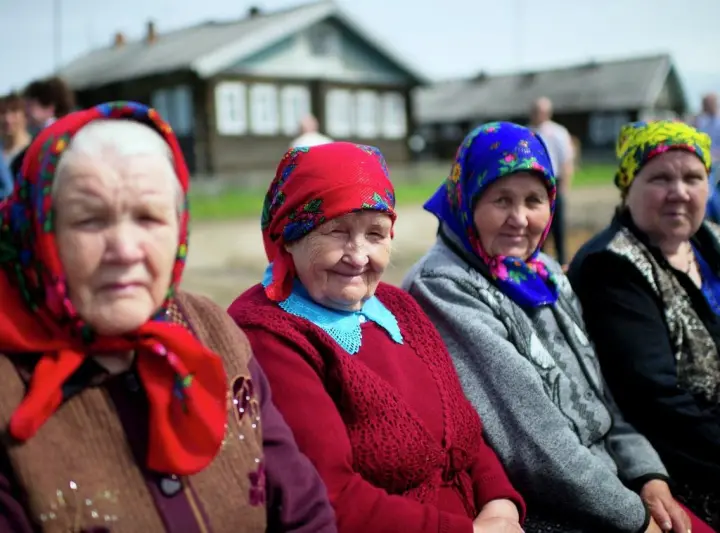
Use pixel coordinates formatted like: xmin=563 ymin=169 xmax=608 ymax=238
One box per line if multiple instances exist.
xmin=402 ymin=122 xmax=712 ymax=533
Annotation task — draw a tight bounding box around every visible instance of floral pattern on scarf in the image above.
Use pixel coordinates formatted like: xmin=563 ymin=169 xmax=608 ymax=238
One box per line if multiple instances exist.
xmin=615 ymin=120 xmax=712 ymax=191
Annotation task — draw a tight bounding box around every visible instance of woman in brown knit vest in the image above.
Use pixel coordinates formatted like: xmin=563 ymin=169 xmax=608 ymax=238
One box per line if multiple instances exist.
xmin=0 ymin=102 xmax=337 ymax=533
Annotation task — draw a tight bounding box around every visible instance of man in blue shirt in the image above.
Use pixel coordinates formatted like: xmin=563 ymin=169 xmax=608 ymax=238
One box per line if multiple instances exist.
xmin=697 ymin=94 xmax=720 ymax=222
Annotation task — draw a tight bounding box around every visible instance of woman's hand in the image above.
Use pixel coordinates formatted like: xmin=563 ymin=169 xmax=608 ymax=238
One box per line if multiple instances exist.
xmin=472 ymin=516 xmax=524 ymax=533
xmin=646 ymin=517 xmax=664 ymax=533
xmin=641 ymin=480 xmax=691 ymax=533
xmin=473 ymin=500 xmax=523 ymax=533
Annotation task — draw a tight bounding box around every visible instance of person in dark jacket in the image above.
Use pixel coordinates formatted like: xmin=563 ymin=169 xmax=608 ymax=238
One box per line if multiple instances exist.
xmin=569 ymin=120 xmax=720 ymax=529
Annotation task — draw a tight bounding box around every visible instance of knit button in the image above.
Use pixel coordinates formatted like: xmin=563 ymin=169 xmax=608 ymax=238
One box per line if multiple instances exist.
xmin=124 ymin=373 xmax=140 ymax=392
xmin=159 ymin=475 xmax=182 ymax=497
xmin=358 ymin=315 xmax=367 ymax=323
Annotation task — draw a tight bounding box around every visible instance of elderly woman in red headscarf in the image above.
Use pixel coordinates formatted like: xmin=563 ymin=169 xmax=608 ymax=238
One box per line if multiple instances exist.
xmin=228 ymin=143 xmax=525 ymax=533
xmin=0 ymin=102 xmax=337 ymax=533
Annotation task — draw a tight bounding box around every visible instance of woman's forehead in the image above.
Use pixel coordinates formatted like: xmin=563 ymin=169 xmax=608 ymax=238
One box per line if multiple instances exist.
xmin=56 ymin=151 xmax=176 ymax=195
xmin=639 ymin=150 xmax=708 ymax=176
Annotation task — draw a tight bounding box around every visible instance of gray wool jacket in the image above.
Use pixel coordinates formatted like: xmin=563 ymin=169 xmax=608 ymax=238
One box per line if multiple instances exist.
xmin=401 ymin=229 xmax=668 ymax=532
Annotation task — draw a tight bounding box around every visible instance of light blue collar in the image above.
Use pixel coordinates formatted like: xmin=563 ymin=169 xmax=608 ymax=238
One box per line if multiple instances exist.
xmin=262 ymin=264 xmax=403 ymax=354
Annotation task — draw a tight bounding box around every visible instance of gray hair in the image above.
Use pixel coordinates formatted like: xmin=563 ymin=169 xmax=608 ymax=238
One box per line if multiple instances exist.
xmin=53 ymin=119 xmax=182 ymax=208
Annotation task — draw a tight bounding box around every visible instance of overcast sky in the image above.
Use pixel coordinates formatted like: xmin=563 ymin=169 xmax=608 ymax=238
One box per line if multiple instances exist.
xmin=1 ymin=0 xmax=718 ymax=110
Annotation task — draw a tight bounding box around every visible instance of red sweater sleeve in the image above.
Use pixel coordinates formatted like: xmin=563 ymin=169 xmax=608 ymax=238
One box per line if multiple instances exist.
xmin=467 ymin=434 xmax=526 ymax=521
xmin=244 ymin=327 xmax=474 ymax=533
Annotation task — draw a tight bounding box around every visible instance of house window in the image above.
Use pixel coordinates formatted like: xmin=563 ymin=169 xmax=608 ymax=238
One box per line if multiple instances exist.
xmin=281 ymin=85 xmax=311 ymax=136
xmin=309 ymin=24 xmax=340 ymax=57
xmin=588 ymin=113 xmax=629 ymax=146
xmin=250 ymin=83 xmax=279 ymax=136
xmin=215 ymin=81 xmax=247 ymax=136
xmin=151 ymin=86 xmax=194 ymax=136
xmin=171 ymin=85 xmax=193 ymax=135
xmin=381 ymin=92 xmax=407 ymax=139
xmin=151 ymin=89 xmax=171 ymax=123
xmin=325 ymin=89 xmax=354 ymax=138
xmin=355 ymin=90 xmax=380 ymax=139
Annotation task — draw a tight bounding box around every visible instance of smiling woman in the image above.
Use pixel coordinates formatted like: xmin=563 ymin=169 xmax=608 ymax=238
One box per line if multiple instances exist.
xmin=228 ymin=142 xmax=526 ymax=533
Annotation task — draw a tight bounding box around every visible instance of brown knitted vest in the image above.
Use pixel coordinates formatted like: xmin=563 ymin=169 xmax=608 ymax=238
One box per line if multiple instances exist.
xmin=0 ymin=291 xmax=267 ymax=533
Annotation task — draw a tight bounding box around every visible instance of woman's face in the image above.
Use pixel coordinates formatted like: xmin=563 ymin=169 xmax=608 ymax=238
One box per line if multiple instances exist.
xmin=286 ymin=211 xmax=392 ymax=312
xmin=473 ymin=172 xmax=551 ymax=260
xmin=0 ymin=103 xmax=27 ymax=138
xmin=53 ymin=151 xmax=180 ymax=335
xmin=626 ymin=150 xmax=709 ymax=245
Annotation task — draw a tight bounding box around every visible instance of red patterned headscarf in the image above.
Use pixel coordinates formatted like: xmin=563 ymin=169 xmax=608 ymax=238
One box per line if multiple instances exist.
xmin=0 ymin=102 xmax=227 ymax=476
xmin=261 ymin=142 xmax=396 ymax=302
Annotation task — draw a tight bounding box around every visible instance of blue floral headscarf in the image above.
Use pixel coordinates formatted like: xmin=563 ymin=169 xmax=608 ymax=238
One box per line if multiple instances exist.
xmin=424 ymin=121 xmax=559 ymax=308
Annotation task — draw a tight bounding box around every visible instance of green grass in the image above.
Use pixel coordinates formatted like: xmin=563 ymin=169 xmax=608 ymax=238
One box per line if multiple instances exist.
xmin=189 ymin=163 xmax=615 ymax=221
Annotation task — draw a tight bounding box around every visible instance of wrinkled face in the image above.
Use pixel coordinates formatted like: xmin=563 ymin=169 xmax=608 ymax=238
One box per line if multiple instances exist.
xmin=286 ymin=211 xmax=393 ymax=312
xmin=626 ymin=150 xmax=708 ymax=245
xmin=54 ymin=151 xmax=180 ymax=336
xmin=25 ymin=98 xmax=54 ymax=129
xmin=473 ymin=172 xmax=552 ymax=260
xmin=0 ymin=104 xmax=27 ymax=138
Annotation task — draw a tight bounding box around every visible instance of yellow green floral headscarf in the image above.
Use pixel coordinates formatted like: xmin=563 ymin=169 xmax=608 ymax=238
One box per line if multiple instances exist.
xmin=615 ymin=120 xmax=712 ymax=192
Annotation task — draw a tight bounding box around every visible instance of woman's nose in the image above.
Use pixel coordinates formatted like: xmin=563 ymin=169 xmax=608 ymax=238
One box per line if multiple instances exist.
xmin=507 ymin=207 xmax=529 ymax=228
xmin=106 ymin=223 xmax=145 ymax=263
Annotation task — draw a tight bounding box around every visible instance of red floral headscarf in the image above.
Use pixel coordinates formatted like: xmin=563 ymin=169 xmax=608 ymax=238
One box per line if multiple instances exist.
xmin=261 ymin=142 xmax=397 ymax=302
xmin=0 ymin=102 xmax=226 ymax=476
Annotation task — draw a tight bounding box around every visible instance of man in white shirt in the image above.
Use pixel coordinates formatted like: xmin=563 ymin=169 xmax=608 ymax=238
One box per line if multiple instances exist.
xmin=529 ymin=97 xmax=575 ymax=265
xmin=290 ymin=115 xmax=333 ymax=148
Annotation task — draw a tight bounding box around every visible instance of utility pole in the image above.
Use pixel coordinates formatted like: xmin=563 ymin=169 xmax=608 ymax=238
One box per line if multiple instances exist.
xmin=53 ymin=0 xmax=62 ymax=72
xmin=515 ymin=0 xmax=524 ymax=70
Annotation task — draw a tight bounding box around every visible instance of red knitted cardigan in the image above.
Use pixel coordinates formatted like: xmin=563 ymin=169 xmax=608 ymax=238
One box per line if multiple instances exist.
xmin=228 ymin=282 xmax=524 ymax=533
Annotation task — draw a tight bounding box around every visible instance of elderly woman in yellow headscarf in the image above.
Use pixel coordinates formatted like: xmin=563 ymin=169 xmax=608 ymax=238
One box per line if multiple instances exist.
xmin=569 ymin=120 xmax=720 ymax=529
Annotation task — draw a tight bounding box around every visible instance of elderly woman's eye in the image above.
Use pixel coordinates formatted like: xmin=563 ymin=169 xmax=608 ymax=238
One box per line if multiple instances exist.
xmin=527 ymin=195 xmax=545 ymax=205
xmin=138 ymin=212 xmax=163 ymax=224
xmin=73 ymin=216 xmax=101 ymax=228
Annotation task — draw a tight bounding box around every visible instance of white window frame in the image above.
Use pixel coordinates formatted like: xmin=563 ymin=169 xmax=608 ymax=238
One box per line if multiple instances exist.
xmin=325 ymin=88 xmax=354 ymax=138
xmin=281 ymin=85 xmax=311 ymax=136
xmin=250 ymin=83 xmax=279 ymax=136
xmin=215 ymin=81 xmax=247 ymax=136
xmin=355 ymin=90 xmax=380 ymax=139
xmin=381 ymin=92 xmax=407 ymax=139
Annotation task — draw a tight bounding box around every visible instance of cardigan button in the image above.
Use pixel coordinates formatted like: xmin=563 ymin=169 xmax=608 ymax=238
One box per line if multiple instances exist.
xmin=124 ymin=373 xmax=140 ymax=392
xmin=159 ymin=475 xmax=182 ymax=497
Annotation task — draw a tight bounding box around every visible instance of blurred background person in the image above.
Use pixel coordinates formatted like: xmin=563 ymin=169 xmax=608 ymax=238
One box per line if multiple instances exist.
xmin=529 ymin=96 xmax=575 ymax=265
xmin=290 ymin=114 xmax=333 ymax=148
xmin=0 ymin=92 xmax=31 ymax=173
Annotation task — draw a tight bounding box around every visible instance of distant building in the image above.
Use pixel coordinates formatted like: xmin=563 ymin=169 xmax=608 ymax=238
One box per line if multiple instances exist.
xmin=59 ymin=0 xmax=424 ymax=176
xmin=414 ymin=54 xmax=688 ymax=160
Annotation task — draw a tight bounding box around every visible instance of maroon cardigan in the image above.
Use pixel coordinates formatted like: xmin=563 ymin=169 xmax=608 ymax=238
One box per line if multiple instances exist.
xmin=0 ymin=357 xmax=337 ymax=533
xmin=228 ymin=282 xmax=525 ymax=533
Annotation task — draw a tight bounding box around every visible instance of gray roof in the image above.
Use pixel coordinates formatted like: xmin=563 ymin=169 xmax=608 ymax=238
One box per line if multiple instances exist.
xmin=59 ymin=0 xmax=425 ymax=91
xmin=415 ymin=54 xmax=683 ymax=124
